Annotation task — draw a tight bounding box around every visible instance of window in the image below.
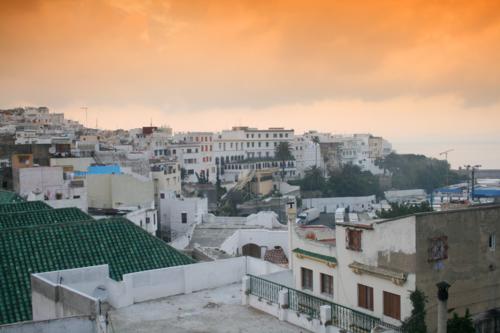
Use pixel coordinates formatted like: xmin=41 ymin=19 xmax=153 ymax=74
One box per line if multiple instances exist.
xmin=428 ymin=236 xmax=448 ymax=261
xmin=181 ymin=212 xmax=187 ymax=224
xmin=383 ymin=291 xmax=401 ymax=320
xmin=301 ymin=267 xmax=313 ymax=290
xmin=346 ymin=229 xmax=362 ymax=251
xmin=489 ymin=233 xmax=496 ymax=251
xmin=160 ymin=193 xmax=165 ymax=199
xmin=146 ymin=217 xmax=150 ymax=224
xmin=358 ymin=284 xmax=374 ymax=311
xmin=320 ymin=273 xmax=333 ymax=296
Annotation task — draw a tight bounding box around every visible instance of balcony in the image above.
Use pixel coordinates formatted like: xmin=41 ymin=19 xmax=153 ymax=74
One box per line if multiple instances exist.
xmin=246 ymin=274 xmax=404 ymax=333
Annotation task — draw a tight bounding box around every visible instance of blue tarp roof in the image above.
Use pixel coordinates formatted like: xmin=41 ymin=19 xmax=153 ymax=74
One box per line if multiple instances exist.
xmin=473 ymin=188 xmax=500 ymax=198
xmin=434 ymin=187 xmax=464 ymax=194
xmin=74 ymin=164 xmax=121 ymax=177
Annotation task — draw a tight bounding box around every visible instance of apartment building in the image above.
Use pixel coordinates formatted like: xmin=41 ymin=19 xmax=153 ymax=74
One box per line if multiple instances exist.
xmin=287 ymin=203 xmax=500 ymax=330
xmin=214 ymin=126 xmax=296 ymax=182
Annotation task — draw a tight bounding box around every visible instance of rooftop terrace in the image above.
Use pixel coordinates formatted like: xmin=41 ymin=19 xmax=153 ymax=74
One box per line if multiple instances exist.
xmin=109 ymin=282 xmax=303 ymax=333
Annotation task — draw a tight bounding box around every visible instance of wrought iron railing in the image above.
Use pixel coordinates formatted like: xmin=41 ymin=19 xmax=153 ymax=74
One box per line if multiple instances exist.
xmin=247 ymin=274 xmax=404 ymax=333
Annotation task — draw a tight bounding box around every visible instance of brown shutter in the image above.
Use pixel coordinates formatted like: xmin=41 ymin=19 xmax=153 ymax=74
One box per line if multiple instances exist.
xmin=368 ymin=286 xmax=373 ymax=310
xmin=358 ymin=284 xmax=365 ymax=308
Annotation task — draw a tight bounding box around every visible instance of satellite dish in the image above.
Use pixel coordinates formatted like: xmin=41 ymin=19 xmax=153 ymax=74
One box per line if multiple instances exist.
xmin=49 ymin=147 xmax=56 ymax=154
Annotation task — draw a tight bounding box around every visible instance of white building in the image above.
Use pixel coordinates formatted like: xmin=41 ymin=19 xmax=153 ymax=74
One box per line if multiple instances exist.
xmin=167 ymin=132 xmax=216 ymax=183
xmin=158 ymin=191 xmax=208 ymax=241
xmin=302 ymin=195 xmax=377 ymax=213
xmin=292 ymin=135 xmax=321 ymax=178
xmin=13 ymin=166 xmax=88 ymax=212
xmin=214 ymin=126 xmax=296 ymax=182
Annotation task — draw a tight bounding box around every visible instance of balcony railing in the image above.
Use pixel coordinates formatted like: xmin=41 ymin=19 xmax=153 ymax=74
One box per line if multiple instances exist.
xmin=247 ymin=274 xmax=404 ymax=333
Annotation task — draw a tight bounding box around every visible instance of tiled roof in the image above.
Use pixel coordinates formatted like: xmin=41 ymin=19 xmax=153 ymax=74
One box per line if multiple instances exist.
xmin=0 ymin=191 xmax=25 ymax=204
xmin=0 ymin=217 xmax=195 ymax=325
xmin=264 ymin=247 xmax=289 ymax=265
xmin=0 ymin=201 xmax=52 ymax=214
xmin=0 ymin=208 xmax=93 ymax=230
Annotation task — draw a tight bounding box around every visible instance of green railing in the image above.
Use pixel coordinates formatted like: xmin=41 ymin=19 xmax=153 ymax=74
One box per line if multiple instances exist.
xmin=247 ymin=274 xmax=404 ymax=333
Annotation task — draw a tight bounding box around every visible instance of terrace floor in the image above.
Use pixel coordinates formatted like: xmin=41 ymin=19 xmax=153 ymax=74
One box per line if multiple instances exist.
xmin=108 ymin=282 xmax=306 ymax=333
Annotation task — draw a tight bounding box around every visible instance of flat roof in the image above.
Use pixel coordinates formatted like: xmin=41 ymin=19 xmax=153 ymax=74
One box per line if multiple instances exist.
xmin=108 ymin=283 xmax=303 ymax=333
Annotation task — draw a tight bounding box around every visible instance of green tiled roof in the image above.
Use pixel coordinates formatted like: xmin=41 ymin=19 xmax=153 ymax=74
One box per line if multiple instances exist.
xmin=0 ymin=217 xmax=195 ymax=325
xmin=0 ymin=191 xmax=25 ymax=204
xmin=0 ymin=208 xmax=93 ymax=230
xmin=0 ymin=201 xmax=52 ymax=214
xmin=292 ymin=248 xmax=338 ymax=264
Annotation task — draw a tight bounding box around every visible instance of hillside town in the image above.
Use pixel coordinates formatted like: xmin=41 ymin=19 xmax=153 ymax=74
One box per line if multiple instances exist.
xmin=0 ymin=106 xmax=499 ymax=333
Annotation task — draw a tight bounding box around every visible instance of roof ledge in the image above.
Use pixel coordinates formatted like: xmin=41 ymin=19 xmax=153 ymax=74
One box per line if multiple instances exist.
xmin=348 ymin=261 xmax=407 ymax=286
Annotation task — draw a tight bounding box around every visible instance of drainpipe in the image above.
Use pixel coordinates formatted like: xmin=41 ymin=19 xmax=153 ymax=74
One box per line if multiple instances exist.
xmin=286 ymin=197 xmax=296 ymax=270
xmin=436 ymin=281 xmax=451 ymax=333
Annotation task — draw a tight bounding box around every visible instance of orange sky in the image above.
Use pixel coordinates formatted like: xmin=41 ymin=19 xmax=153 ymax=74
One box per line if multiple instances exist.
xmin=1 ymin=0 xmax=499 ymax=167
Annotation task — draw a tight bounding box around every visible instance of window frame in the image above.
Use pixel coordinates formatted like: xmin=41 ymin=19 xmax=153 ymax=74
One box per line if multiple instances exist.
xmin=358 ymin=284 xmax=374 ymax=311
xmin=301 ymin=267 xmax=313 ymax=291
xmin=320 ymin=273 xmax=334 ymax=297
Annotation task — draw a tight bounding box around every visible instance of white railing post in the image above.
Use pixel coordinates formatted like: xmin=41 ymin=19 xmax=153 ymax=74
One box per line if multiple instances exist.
xmin=278 ymin=289 xmax=289 ymax=321
xmin=241 ymin=276 xmax=251 ymax=305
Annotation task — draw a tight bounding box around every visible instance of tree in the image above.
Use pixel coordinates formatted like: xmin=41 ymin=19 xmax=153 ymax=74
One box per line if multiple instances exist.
xmin=402 ymin=289 xmax=427 ymax=333
xmin=378 ymin=202 xmax=432 ymax=219
xmin=325 ymin=164 xmax=381 ymax=197
xmin=447 ymin=309 xmax=475 ymax=333
xmin=275 ymin=141 xmax=293 ymax=181
xmin=376 ymin=153 xmax=465 ymax=192
xmin=295 ymin=166 xmax=326 ymax=192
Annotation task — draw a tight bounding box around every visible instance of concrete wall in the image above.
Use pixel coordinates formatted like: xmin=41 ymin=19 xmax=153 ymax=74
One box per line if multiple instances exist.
xmin=87 ymin=173 xmax=154 ymax=209
xmin=0 ymin=316 xmax=96 ymax=333
xmin=414 ymin=206 xmax=500 ymax=332
xmin=31 ymin=274 xmax=100 ymax=322
xmin=303 ymin=195 xmax=376 ymax=213
xmin=220 ymin=229 xmax=289 ymax=257
xmin=50 ymin=157 xmax=94 ymax=172
xmin=203 ymin=211 xmax=282 ymax=229
xmin=33 ymin=258 xmax=286 ymax=312
xmin=16 ymin=167 xmax=65 ymax=198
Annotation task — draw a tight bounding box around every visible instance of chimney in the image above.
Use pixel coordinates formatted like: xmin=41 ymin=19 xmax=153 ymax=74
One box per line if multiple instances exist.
xmin=436 ymin=281 xmax=451 ymax=333
xmin=286 ymin=197 xmax=296 ymax=270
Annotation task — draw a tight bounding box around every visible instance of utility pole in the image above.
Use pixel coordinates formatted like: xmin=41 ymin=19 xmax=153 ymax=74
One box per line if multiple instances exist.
xmin=463 ymin=164 xmax=481 ymax=201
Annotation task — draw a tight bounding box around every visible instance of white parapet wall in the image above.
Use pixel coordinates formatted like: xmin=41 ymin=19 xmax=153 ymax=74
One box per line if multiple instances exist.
xmin=32 ymin=257 xmax=288 ymax=314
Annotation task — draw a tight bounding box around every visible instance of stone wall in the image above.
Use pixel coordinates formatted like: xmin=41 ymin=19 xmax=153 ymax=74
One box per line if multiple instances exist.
xmin=415 ymin=205 xmax=500 ymax=331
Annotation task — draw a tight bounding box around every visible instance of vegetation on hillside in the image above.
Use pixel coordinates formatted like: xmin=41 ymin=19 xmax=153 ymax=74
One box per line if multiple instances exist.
xmin=376 ymin=153 xmax=465 ymax=192
xmin=290 ymin=164 xmax=381 ymax=198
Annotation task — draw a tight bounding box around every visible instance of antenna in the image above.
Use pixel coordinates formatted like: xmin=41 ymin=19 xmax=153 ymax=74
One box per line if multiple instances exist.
xmin=80 ymin=107 xmax=88 ymax=128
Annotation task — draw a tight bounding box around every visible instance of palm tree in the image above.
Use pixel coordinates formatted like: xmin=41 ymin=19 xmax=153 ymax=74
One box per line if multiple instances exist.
xmin=312 ymin=136 xmax=320 ymax=168
xmin=275 ymin=141 xmax=293 ymax=181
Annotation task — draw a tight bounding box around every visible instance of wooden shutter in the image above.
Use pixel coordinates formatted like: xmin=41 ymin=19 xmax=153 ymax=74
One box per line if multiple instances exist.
xmin=383 ymin=291 xmax=400 ymax=320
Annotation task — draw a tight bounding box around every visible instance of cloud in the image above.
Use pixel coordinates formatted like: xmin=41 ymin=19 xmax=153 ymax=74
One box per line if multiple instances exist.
xmin=1 ymin=0 xmax=500 ymax=110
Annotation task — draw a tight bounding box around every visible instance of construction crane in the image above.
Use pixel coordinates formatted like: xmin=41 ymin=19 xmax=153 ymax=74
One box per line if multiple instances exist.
xmin=439 ymin=149 xmax=454 ymax=186
xmin=439 ymin=149 xmax=454 ymax=161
